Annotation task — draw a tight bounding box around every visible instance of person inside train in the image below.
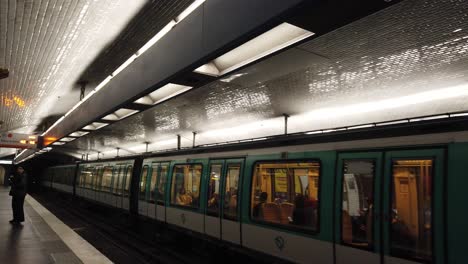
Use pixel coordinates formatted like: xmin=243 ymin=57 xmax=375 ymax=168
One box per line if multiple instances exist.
xmin=9 ymin=166 xmax=28 ymax=225
xmin=177 ymin=187 xmax=193 ymax=206
xmin=253 ymin=192 xmax=268 ymax=217
xmin=292 ymin=194 xmax=307 ymax=225
xmin=208 ymin=192 xmax=219 ymax=209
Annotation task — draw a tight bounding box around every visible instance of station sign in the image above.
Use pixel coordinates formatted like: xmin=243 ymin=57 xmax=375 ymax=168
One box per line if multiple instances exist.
xmin=0 ymin=133 xmax=39 ymax=149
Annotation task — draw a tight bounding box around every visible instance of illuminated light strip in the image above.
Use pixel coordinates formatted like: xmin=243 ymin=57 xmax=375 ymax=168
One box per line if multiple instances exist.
xmin=195 ymin=23 xmax=314 ymax=76
xmin=136 ymin=20 xmax=177 ymax=55
xmin=112 ymin=55 xmax=137 ymax=77
xmin=176 ymin=0 xmax=205 ymax=23
xmin=409 ymin=114 xmax=450 ymax=122
xmin=451 ymin=112 xmax=468 ymax=117
xmin=40 ymin=2 xmax=205 ymax=138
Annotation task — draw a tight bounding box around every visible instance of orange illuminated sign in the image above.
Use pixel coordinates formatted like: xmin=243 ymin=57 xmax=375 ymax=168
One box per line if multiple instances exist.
xmin=0 ymin=133 xmax=39 ymax=149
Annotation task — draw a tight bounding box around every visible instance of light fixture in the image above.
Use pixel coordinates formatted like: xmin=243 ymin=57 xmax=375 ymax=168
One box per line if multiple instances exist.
xmin=347 ymin=124 xmax=375 ymax=130
xmin=40 ymin=0 xmax=205 ymax=138
xmin=176 ymin=0 xmax=205 ymax=23
xmin=82 ymin=122 xmax=109 ymax=130
xmin=69 ymin=131 xmax=90 ymax=137
xmin=0 ymin=160 xmax=12 ymax=164
xmin=59 ymin=137 xmax=76 ymax=142
xmin=134 ymin=83 xmax=193 ymax=105
xmin=112 ymin=55 xmax=137 ymax=77
xmin=101 ymin=108 xmax=139 ymax=121
xmin=137 ymin=20 xmax=177 ymax=56
xmin=194 ymin=23 xmax=314 ymax=76
xmin=52 ymin=142 xmax=65 ymax=146
xmin=409 ymin=115 xmax=449 ymax=122
xmin=376 ymin=120 xmax=409 ymax=126
xmin=451 ymin=112 xmax=468 ymax=117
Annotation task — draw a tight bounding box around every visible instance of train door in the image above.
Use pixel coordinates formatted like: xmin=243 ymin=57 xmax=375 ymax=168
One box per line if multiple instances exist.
xmin=382 ymin=149 xmax=444 ymax=264
xmin=335 ymin=152 xmax=383 ymax=264
xmin=335 ymin=149 xmax=445 ymax=264
xmin=111 ymin=165 xmax=122 ymax=208
xmin=204 ymin=158 xmax=244 ymax=244
xmin=155 ymin=162 xmax=169 ymax=222
xmin=205 ymin=160 xmax=225 ymax=239
xmin=138 ymin=165 xmax=150 ymax=217
xmin=147 ymin=164 xmax=158 ymax=219
xmin=122 ymin=165 xmax=133 ymax=210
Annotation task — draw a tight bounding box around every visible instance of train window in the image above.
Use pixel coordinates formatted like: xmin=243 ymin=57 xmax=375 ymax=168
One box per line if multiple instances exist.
xmin=94 ymin=167 xmax=103 ymax=190
xmin=149 ymin=165 xmax=158 ymax=202
xmin=155 ymin=164 xmax=168 ymax=202
xmin=251 ymin=161 xmax=320 ymax=231
xmin=207 ymin=164 xmax=222 ymax=216
xmin=124 ymin=166 xmax=132 ymax=196
xmin=84 ymin=167 xmax=95 ymax=189
xmin=224 ymin=164 xmax=241 ymax=220
xmin=341 ymin=160 xmax=375 ymax=249
xmin=112 ymin=166 xmax=122 ymax=194
xmin=116 ymin=166 xmax=127 ymax=195
xmin=139 ymin=166 xmax=149 ymax=200
xmin=101 ymin=167 xmax=114 ymax=192
xmin=171 ymin=164 xmax=202 ymax=208
xmin=390 ymin=159 xmax=433 ymax=262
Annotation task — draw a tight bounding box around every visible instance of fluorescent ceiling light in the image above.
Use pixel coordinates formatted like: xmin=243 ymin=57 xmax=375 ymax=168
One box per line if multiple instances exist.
xmin=102 ymin=108 xmax=139 ymax=121
xmin=69 ymin=131 xmax=90 ymax=137
xmin=52 ymin=142 xmax=65 ymax=145
xmin=176 ymin=0 xmax=205 ymax=23
xmin=112 ymin=55 xmax=137 ymax=77
xmin=95 ymin=76 xmax=112 ymax=92
xmin=347 ymin=124 xmax=375 ymax=130
xmin=451 ymin=112 xmax=468 ymax=117
xmin=137 ymin=20 xmax=176 ymax=56
xmin=59 ymin=137 xmax=76 ymax=142
xmin=305 ymin=131 xmax=323 ymax=135
xmin=376 ymin=120 xmax=409 ymax=126
xmin=82 ymin=122 xmax=109 ymax=130
xmin=409 ymin=114 xmax=449 ymax=122
xmin=134 ymin=83 xmax=193 ymax=105
xmin=195 ymin=23 xmax=314 ymax=76
xmin=0 ymin=160 xmax=12 ymax=164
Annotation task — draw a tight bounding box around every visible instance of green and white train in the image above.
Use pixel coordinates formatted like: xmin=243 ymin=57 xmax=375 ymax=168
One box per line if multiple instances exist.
xmin=42 ymin=130 xmax=468 ymax=264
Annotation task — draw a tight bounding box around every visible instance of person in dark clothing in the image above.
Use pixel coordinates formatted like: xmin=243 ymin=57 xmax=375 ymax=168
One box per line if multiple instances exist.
xmin=253 ymin=192 xmax=268 ymax=218
xmin=9 ymin=166 xmax=28 ymax=224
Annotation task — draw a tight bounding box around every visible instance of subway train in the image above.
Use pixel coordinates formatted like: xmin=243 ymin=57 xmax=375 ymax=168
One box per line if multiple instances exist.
xmin=40 ymin=125 xmax=468 ymax=264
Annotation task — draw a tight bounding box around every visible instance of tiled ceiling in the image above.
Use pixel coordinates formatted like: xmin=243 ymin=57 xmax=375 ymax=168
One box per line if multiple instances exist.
xmin=59 ymin=0 xmax=468 ymax=159
xmin=0 ymin=0 xmax=194 ymax=138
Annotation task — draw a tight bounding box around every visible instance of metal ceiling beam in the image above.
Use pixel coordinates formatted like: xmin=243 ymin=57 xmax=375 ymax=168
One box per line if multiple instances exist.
xmin=43 ymin=0 xmax=306 ymax=141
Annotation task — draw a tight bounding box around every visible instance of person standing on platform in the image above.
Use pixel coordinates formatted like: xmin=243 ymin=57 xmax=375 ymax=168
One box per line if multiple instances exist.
xmin=8 ymin=166 xmax=28 ymax=225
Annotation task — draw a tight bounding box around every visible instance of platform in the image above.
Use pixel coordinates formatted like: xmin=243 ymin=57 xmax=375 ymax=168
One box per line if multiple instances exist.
xmin=0 ymin=187 xmax=111 ymax=264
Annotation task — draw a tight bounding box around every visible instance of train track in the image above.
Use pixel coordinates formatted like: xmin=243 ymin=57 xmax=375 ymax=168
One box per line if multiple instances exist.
xmin=31 ymin=190 xmax=207 ymax=264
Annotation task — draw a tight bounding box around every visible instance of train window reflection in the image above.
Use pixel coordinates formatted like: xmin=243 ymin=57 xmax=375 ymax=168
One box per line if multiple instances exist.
xmin=251 ymin=161 xmax=320 ymax=231
xmin=156 ymin=164 xmax=168 ymax=202
xmin=149 ymin=166 xmax=158 ymax=202
xmin=101 ymin=167 xmax=114 ymax=192
xmin=139 ymin=166 xmax=149 ymax=200
xmin=341 ymin=160 xmax=374 ymax=248
xmin=224 ymin=164 xmax=240 ymax=220
xmin=124 ymin=166 xmax=132 ymax=196
xmin=207 ymin=164 xmax=222 ymax=216
xmin=84 ymin=167 xmax=95 ymax=189
xmin=171 ymin=164 xmax=202 ymax=208
xmin=391 ymin=159 xmax=433 ymax=262
xmin=112 ymin=166 xmax=122 ymax=194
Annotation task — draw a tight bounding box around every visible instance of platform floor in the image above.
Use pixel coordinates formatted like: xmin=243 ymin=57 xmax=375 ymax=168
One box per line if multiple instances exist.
xmin=0 ymin=187 xmax=110 ymax=263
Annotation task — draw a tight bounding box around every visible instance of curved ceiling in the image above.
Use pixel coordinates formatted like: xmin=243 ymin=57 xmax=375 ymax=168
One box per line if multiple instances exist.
xmin=59 ymin=0 xmax=468 ymax=160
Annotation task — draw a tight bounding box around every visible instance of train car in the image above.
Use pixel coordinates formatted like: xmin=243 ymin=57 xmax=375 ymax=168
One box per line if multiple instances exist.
xmin=75 ymin=159 xmax=134 ymax=210
xmin=42 ymin=165 xmax=75 ymax=193
xmin=44 ymin=130 xmax=468 ymax=264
